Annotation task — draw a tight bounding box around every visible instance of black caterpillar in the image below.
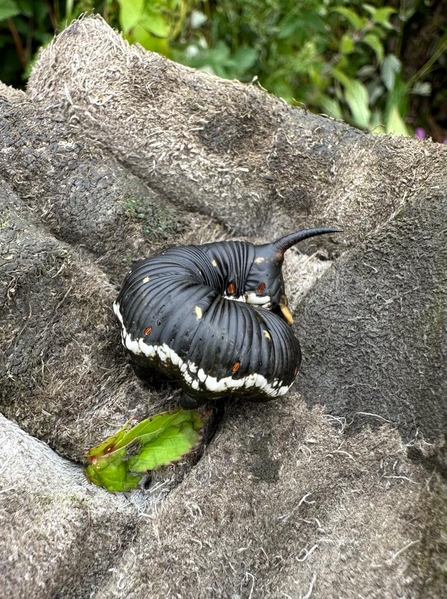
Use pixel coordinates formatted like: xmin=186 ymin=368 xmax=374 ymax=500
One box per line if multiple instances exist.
xmin=114 ymin=227 xmax=341 ymax=408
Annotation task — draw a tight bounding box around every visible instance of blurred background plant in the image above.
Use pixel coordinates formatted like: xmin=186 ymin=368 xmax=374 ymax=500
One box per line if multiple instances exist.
xmin=0 ymin=0 xmax=446 ymax=141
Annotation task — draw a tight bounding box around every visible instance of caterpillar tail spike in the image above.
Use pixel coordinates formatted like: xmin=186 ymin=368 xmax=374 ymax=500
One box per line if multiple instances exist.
xmin=273 ymin=227 xmax=343 ymax=255
xmin=114 ymin=226 xmax=342 ymax=407
xmin=246 ymin=226 xmax=343 ymax=325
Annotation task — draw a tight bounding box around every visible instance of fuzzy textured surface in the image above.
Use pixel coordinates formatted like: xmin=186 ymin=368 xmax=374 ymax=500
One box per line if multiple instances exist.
xmin=1 ymin=15 xmax=446 ymax=599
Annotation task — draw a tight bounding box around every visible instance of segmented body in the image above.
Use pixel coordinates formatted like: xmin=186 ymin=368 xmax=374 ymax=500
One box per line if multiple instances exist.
xmin=114 ymin=228 xmax=340 ymax=407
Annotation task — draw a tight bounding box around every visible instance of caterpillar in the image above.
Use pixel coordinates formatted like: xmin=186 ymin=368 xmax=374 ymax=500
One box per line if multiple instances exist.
xmin=114 ymin=227 xmax=341 ymax=408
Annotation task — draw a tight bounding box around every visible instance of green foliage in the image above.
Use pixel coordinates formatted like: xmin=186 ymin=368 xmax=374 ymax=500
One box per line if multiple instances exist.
xmin=84 ymin=408 xmax=204 ymax=492
xmin=0 ymin=0 xmax=114 ymax=87
xmin=171 ymin=1 xmax=419 ymax=135
xmin=168 ymin=1 xmax=445 ymax=138
xmin=1 ymin=1 xmax=445 ymax=136
xmin=114 ymin=0 xmax=191 ymax=54
xmin=0 ymin=0 xmax=21 ymax=21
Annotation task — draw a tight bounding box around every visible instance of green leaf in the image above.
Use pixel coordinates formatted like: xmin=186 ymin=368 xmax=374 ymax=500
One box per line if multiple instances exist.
xmin=118 ymin=0 xmax=170 ymax=40
xmin=86 ymin=424 xmax=130 ymax=460
xmin=85 ymin=444 xmax=141 ymax=492
xmin=277 ymin=11 xmax=325 ymax=40
xmin=140 ymin=10 xmax=170 ymax=38
xmin=85 ymin=458 xmax=141 ymax=492
xmin=374 ymin=7 xmax=396 ymax=26
xmin=364 ymin=5 xmax=396 ymax=27
xmin=368 ymin=82 xmax=385 ymax=105
xmin=343 ymin=78 xmax=371 ymax=129
xmin=214 ymin=40 xmax=232 ymax=61
xmin=385 ymin=104 xmax=409 ymax=136
xmin=331 ymin=67 xmax=350 ymax=87
xmin=129 ymin=26 xmax=170 ymax=54
xmin=385 ymin=73 xmax=408 ymax=117
xmin=232 ymin=45 xmax=257 ymax=73
xmin=381 ymin=54 xmax=401 ymax=91
xmin=120 ymin=409 xmax=202 ymax=450
xmin=332 ymin=7 xmax=365 ymax=30
xmin=84 ymin=409 xmax=204 ymax=492
xmin=128 ymin=421 xmax=201 ymax=471
xmin=362 ymin=33 xmax=384 ymax=63
xmin=339 ymin=33 xmax=355 ymax=55
xmin=0 ymin=0 xmax=20 ymax=20
xmin=16 ymin=0 xmax=33 ymax=18
xmin=117 ymin=0 xmax=143 ymax=32
xmin=320 ymin=96 xmax=343 ymax=120
xmin=399 ymin=2 xmax=418 ymax=22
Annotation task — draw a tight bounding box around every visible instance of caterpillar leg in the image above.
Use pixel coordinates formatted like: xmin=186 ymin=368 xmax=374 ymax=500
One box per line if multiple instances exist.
xmin=131 ymin=361 xmax=157 ymax=381
xmin=180 ymin=391 xmax=207 ymax=409
xmin=131 ymin=357 xmax=169 ymax=388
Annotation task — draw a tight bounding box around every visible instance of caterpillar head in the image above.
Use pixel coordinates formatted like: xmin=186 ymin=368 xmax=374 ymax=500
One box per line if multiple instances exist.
xmin=244 ymin=227 xmax=342 ymax=324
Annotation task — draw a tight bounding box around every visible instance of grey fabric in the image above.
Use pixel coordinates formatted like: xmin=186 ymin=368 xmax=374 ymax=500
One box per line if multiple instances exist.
xmin=1 ymin=15 xmax=446 ymax=599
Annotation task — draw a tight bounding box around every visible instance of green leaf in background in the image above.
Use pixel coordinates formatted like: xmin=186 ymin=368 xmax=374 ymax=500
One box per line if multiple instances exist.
xmin=363 ymin=33 xmax=384 ymax=63
xmin=232 ymin=45 xmax=257 ymax=73
xmin=84 ymin=408 xmax=204 ymax=492
xmin=384 ymin=75 xmax=409 ymax=124
xmin=339 ymin=33 xmax=355 ymax=55
xmin=332 ymin=7 xmax=365 ymax=30
xmin=320 ymin=96 xmax=343 ymax=120
xmin=363 ymin=5 xmax=396 ymax=28
xmin=140 ymin=8 xmax=170 ymax=38
xmin=1 ymin=0 xmax=445 ymax=139
xmin=117 ymin=0 xmax=143 ymax=32
xmin=343 ymin=79 xmax=371 ymax=129
xmin=333 ymin=69 xmax=371 ymax=130
xmin=0 ymin=0 xmax=20 ymax=21
xmin=381 ymin=54 xmax=402 ymax=91
xmin=129 ymin=24 xmax=170 ymax=54
xmin=386 ymin=104 xmax=409 ymax=136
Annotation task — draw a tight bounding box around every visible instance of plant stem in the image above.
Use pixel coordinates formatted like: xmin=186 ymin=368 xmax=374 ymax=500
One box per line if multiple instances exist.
xmin=406 ymin=33 xmax=447 ymax=89
xmin=7 ymin=19 xmax=27 ymax=68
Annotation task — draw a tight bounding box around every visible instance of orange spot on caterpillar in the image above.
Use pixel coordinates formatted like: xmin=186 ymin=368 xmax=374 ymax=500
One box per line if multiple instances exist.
xmin=232 ymin=361 xmax=240 ymax=373
xmin=144 ymin=326 xmax=152 ymax=336
xmin=227 ymin=282 xmax=236 ymax=294
xmin=257 ymin=282 xmax=266 ymax=293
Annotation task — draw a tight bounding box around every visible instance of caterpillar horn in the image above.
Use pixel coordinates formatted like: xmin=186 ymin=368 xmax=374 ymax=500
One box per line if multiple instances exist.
xmin=273 ymin=227 xmax=343 ymax=255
